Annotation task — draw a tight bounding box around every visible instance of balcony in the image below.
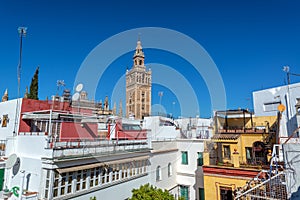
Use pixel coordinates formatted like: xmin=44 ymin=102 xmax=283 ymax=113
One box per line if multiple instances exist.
xmin=212 ymin=155 xmax=270 ymax=170
xmin=218 ymin=127 xmax=266 ymax=134
xmin=48 ymin=139 xmax=151 ymax=160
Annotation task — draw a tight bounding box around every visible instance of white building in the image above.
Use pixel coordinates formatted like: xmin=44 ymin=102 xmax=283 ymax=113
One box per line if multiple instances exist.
xmin=253 ymin=82 xmax=300 ymax=138
xmin=0 ymin=98 xmax=151 ymax=200
xmin=0 ymin=98 xmax=211 ymax=200
xmin=144 ymin=116 xmax=211 ymax=200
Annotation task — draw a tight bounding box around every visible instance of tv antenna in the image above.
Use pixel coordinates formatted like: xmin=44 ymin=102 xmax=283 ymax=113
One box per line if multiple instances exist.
xmin=56 ymin=80 xmax=66 ymax=95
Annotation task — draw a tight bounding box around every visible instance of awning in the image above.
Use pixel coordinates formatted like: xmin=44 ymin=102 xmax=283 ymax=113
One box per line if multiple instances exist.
xmin=81 ymin=118 xmax=99 ymax=123
xmin=22 ymin=113 xmax=59 ymax=120
xmin=212 ymin=134 xmax=240 ymax=140
xmin=56 ymin=155 xmax=149 ymax=173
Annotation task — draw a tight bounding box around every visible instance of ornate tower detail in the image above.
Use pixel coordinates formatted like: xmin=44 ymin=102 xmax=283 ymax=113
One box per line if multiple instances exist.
xmin=118 ymin=100 xmax=123 ymax=117
xmin=113 ymin=102 xmax=117 ymax=115
xmin=24 ymin=86 xmax=28 ymax=99
xmin=2 ymin=89 xmax=8 ymax=102
xmin=104 ymin=96 xmax=109 ymax=111
xmin=126 ymin=39 xmax=152 ymax=119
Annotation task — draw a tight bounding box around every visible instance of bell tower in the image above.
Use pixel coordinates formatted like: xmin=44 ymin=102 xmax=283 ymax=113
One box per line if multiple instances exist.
xmin=126 ymin=39 xmax=152 ymax=119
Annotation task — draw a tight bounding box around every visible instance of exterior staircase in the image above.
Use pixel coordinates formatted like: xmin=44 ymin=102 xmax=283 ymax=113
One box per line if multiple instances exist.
xmin=235 ymin=144 xmax=287 ymax=200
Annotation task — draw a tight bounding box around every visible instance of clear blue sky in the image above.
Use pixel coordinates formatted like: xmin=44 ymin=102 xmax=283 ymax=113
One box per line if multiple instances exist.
xmin=0 ymin=0 xmax=300 ymax=118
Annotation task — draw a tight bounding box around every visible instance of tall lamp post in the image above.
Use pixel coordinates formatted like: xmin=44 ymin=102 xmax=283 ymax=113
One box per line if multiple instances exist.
xmin=17 ymin=27 xmax=27 ymax=97
xmin=282 ymin=66 xmax=300 ymax=122
xmin=158 ymin=92 xmax=163 ymax=116
xmin=13 ymin=27 xmax=27 ymax=136
xmin=283 ymin=66 xmax=300 ymax=85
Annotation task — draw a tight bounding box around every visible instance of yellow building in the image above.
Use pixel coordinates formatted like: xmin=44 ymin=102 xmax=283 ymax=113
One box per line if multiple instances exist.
xmin=203 ymin=109 xmax=277 ymax=200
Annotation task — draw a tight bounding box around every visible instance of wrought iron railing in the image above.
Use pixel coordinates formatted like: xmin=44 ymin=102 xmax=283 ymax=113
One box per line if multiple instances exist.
xmin=235 ymin=172 xmax=287 ymax=200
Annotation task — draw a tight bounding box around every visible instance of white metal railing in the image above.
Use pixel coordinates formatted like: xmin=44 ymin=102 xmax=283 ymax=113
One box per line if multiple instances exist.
xmin=50 ymin=139 xmax=150 ymax=159
xmin=271 ymin=144 xmax=284 ymax=165
xmin=19 ymin=132 xmax=48 ymax=136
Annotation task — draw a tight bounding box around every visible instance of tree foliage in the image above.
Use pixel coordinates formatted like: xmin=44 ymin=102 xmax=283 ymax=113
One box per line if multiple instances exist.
xmin=28 ymin=66 xmax=39 ymax=100
xmin=129 ymin=184 xmax=184 ymax=200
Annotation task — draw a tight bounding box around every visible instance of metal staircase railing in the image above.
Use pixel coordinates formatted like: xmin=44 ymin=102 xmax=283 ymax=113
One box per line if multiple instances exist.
xmin=234 ymin=171 xmax=287 ymax=200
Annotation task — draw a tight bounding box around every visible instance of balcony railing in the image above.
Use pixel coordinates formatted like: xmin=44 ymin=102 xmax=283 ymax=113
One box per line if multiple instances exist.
xmin=215 ymin=156 xmax=268 ymax=168
xmin=219 ymin=127 xmax=266 ymax=133
xmin=48 ymin=139 xmax=150 ymax=159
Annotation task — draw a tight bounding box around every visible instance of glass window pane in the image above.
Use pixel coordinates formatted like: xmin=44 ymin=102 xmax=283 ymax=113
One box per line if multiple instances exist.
xmin=197 ymin=152 xmax=203 ymax=166
xmin=182 ymin=151 xmax=188 ymax=165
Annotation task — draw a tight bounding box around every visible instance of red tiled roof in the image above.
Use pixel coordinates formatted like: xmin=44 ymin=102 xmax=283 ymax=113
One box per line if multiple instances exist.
xmin=212 ymin=133 xmax=240 ymax=140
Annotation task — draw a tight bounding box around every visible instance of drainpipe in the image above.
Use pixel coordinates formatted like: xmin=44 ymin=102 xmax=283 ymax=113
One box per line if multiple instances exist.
xmin=19 ymin=170 xmax=25 ymax=200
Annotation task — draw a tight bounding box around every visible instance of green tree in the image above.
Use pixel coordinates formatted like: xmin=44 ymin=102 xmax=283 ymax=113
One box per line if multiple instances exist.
xmin=129 ymin=184 xmax=184 ymax=200
xmin=28 ymin=66 xmax=39 ymax=100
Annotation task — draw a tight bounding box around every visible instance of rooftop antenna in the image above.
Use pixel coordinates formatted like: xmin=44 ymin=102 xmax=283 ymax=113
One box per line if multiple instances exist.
xmin=56 ymin=80 xmax=65 ymax=95
xmin=17 ymin=27 xmax=27 ymax=98
xmin=72 ymin=83 xmax=84 ymax=113
xmin=283 ymin=66 xmax=290 ymax=85
xmin=13 ymin=27 xmax=27 ymax=136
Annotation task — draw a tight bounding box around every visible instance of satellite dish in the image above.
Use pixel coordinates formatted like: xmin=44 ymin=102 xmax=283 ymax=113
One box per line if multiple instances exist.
xmin=72 ymin=93 xmax=80 ymax=101
xmin=12 ymin=157 xmax=21 ymax=176
xmin=6 ymin=154 xmax=17 ymax=169
xmin=75 ymin=83 xmax=83 ymax=92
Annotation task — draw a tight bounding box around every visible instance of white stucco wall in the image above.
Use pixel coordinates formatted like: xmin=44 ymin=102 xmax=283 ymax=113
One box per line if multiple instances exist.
xmin=143 ymin=116 xmax=180 ymax=140
xmin=176 ymin=139 xmax=205 ymax=200
xmin=70 ymin=175 xmax=149 ymax=200
xmin=253 ymin=82 xmax=300 ymax=137
xmin=149 ymin=141 xmax=178 ymax=191
xmin=176 ymin=117 xmax=213 ymax=139
xmin=4 ymin=135 xmax=51 ymax=194
xmin=0 ymin=99 xmax=22 ymax=140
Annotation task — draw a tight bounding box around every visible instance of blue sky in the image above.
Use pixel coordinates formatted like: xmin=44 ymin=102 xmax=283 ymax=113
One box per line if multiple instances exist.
xmin=0 ymin=0 xmax=300 ymax=118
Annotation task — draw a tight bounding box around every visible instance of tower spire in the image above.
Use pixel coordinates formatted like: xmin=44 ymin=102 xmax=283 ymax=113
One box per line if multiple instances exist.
xmin=133 ymin=37 xmax=145 ymax=68
xmin=24 ymin=86 xmax=28 ymax=99
xmin=2 ymin=89 xmax=8 ymax=102
xmin=118 ymin=100 xmax=123 ymax=117
xmin=134 ymin=37 xmax=144 ymax=58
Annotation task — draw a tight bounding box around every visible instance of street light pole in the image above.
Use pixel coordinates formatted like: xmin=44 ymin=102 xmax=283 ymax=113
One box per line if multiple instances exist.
xmin=17 ymin=27 xmax=27 ymax=98
xmin=13 ymin=27 xmax=27 ymax=136
xmin=158 ymin=92 xmax=163 ymax=116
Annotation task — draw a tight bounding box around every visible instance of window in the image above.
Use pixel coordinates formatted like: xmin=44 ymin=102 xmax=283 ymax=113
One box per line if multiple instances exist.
xmin=67 ymin=172 xmax=73 ymax=194
xmin=44 ymin=170 xmax=51 ymax=199
xmin=220 ymin=187 xmax=232 ymax=200
xmin=156 ymin=166 xmax=161 ymax=181
xmin=263 ymin=101 xmax=281 ymax=112
xmin=76 ymin=170 xmax=81 ymax=191
xmin=245 ymin=147 xmax=253 ymax=162
xmin=168 ymin=163 xmax=172 ymax=177
xmin=197 ymin=152 xmax=203 ymax=166
xmin=181 ymin=151 xmax=188 ymax=165
xmin=199 ymin=188 xmax=205 ymax=200
xmin=180 ymin=185 xmax=189 ymax=200
xmin=223 ymin=145 xmax=231 ymax=159
xmin=2 ymin=115 xmax=8 ymax=127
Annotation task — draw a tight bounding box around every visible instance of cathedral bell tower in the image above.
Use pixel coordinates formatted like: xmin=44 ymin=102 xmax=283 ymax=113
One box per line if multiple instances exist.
xmin=126 ymin=39 xmax=152 ymax=119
